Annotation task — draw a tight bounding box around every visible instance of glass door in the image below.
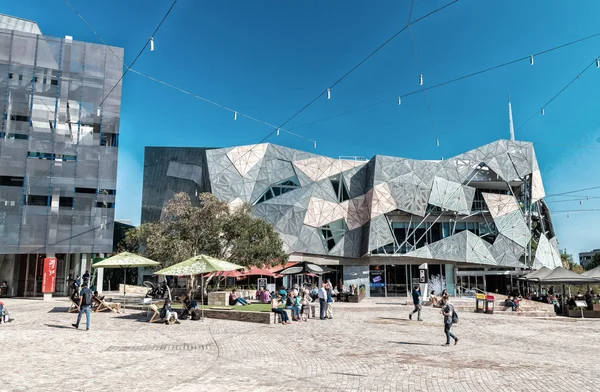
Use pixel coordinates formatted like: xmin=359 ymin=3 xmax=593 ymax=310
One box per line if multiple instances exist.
xmin=386 ymin=265 xmax=407 ymax=297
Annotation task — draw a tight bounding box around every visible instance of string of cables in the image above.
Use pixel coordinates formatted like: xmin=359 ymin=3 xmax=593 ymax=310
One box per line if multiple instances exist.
xmin=287 ymin=31 xmax=600 ymax=133
xmin=406 ymin=0 xmax=440 ymax=149
xmin=63 ymin=0 xmax=178 ymax=113
xmin=63 ymin=0 xmax=316 ymax=148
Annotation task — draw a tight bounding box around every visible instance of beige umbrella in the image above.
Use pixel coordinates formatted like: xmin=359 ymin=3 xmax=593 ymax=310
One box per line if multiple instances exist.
xmin=93 ymin=252 xmax=160 ymax=310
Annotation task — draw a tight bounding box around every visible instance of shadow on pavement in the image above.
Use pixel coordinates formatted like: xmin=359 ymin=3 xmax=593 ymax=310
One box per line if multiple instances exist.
xmin=48 ymin=307 xmax=70 ymax=313
xmin=45 ymin=324 xmax=74 ymax=329
xmin=116 ymin=313 xmax=149 ymax=322
xmin=388 ymin=341 xmax=439 ymax=346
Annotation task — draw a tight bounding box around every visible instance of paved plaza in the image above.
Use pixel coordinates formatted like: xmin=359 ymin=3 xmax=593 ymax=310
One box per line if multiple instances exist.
xmin=1 ymin=297 xmax=598 ymax=392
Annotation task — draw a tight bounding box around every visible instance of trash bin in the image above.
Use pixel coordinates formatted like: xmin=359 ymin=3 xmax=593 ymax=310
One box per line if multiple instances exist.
xmin=484 ymin=295 xmax=495 ymax=314
xmin=475 ymin=294 xmax=485 ymax=313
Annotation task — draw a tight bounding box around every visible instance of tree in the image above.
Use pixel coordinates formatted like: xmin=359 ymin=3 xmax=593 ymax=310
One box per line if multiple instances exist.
xmin=560 ymin=248 xmax=584 ymax=273
xmin=585 ymin=253 xmax=600 ymax=271
xmin=119 ymin=192 xmax=287 ymax=268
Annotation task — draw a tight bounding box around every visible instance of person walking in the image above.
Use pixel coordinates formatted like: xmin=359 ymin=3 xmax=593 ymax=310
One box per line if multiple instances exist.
xmin=441 ymin=295 xmax=458 ymax=345
xmin=409 ymin=285 xmax=423 ymax=321
xmin=72 ymin=282 xmax=93 ymax=331
xmin=326 ymin=286 xmax=334 ymax=319
xmin=318 ymin=283 xmax=327 ymax=320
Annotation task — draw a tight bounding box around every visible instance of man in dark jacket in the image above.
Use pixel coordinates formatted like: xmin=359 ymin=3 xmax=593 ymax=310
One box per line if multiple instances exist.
xmin=72 ymin=282 xmax=93 ymax=331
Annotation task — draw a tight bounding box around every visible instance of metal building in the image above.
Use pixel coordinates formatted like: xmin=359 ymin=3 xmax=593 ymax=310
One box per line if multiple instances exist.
xmin=0 ymin=15 xmax=123 ymax=296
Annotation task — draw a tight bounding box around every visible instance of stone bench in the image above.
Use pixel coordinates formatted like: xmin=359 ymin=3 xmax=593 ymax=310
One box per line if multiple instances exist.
xmin=207 ymin=290 xmax=255 ymax=306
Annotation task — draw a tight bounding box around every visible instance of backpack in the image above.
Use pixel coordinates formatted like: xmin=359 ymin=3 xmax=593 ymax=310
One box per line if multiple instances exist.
xmin=81 ymin=289 xmax=93 ymax=306
xmin=191 ymin=309 xmax=201 ymax=321
xmin=451 ymin=308 xmax=459 ymax=324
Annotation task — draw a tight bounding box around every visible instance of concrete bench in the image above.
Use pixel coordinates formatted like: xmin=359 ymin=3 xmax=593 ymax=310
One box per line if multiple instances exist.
xmin=207 ymin=291 xmax=255 ymax=306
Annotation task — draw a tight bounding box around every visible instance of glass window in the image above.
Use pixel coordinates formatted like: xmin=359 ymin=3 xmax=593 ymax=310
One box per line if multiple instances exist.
xmin=253 ymin=176 xmax=300 ymax=205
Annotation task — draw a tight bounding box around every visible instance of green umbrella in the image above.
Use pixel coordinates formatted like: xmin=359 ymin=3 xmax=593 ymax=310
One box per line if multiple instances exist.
xmin=154 ymin=255 xmax=244 ymax=320
xmin=93 ymin=252 xmax=160 ymax=310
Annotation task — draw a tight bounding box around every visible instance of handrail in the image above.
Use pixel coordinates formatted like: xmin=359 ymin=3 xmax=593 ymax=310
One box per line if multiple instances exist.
xmin=456 ymin=285 xmax=487 ymax=298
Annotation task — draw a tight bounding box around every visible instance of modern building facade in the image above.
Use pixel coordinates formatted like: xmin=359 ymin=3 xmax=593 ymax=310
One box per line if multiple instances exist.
xmin=0 ymin=15 xmax=122 ymax=296
xmin=579 ymin=249 xmax=600 ymax=269
xmin=142 ymin=139 xmax=561 ymax=297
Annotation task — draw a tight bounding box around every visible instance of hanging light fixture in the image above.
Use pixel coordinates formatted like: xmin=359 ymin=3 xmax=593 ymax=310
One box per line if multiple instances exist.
xmin=326 ymin=88 xmax=331 ymax=100
xmin=96 ymin=107 xmax=100 ymax=116
xmin=276 ymin=128 xmax=280 ymax=136
xmin=541 ymin=107 xmax=545 ymax=115
xmin=313 ymin=141 xmax=317 ymax=148
xmin=529 ymin=55 xmax=534 ymax=65
xmin=580 ymin=199 xmax=583 ymax=205
xmin=436 ymin=138 xmax=439 ymax=147
xmin=419 ymin=74 xmax=423 ymax=86
xmin=596 ymin=58 xmax=600 ymax=68
xmin=149 ymin=37 xmax=154 ymax=51
xmin=567 ymin=213 xmax=570 ymax=218
xmin=398 ymin=96 xmax=402 ymax=105
xmin=234 ymin=111 xmax=237 ymax=120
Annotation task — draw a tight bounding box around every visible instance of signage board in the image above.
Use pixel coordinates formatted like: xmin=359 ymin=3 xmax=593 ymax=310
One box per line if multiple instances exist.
xmin=42 ymin=257 xmax=57 ymax=293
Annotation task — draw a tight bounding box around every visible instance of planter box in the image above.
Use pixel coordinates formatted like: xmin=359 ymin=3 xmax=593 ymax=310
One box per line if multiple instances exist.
xmin=567 ymin=309 xmax=600 ymax=318
xmin=593 ymin=304 xmax=600 ymax=311
xmin=348 ymin=293 xmax=366 ymax=303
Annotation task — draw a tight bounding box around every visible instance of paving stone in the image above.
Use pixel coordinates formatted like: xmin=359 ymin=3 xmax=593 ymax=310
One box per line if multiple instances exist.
xmin=0 ymin=297 xmax=598 ymax=391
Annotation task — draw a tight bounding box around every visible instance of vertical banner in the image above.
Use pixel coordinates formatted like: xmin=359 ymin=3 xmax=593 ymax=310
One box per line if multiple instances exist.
xmin=42 ymin=257 xmax=57 ymax=293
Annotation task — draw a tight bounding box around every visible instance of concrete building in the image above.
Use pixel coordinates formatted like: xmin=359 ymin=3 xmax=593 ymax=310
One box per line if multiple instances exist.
xmin=579 ymin=249 xmax=600 ymax=269
xmin=0 ymin=15 xmax=123 ymax=296
xmin=142 ymin=139 xmax=561 ymax=297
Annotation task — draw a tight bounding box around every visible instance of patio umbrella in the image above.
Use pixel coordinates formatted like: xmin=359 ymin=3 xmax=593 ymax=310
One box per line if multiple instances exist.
xmin=275 ymin=261 xmax=327 ymax=275
xmin=520 ymin=266 xmax=552 ymax=281
xmin=582 ymin=266 xmax=600 ymax=279
xmin=154 ymin=254 xmax=244 ymax=320
xmin=92 ymin=252 xmax=160 ymax=311
xmin=534 ymin=267 xmax=600 ymax=285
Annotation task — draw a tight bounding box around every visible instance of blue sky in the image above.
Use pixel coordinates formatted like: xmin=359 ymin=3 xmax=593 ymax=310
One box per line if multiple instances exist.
xmin=5 ymin=0 xmax=600 ymax=258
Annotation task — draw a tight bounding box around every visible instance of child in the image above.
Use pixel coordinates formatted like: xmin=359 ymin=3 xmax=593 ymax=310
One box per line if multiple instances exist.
xmin=300 ymin=292 xmax=310 ymax=321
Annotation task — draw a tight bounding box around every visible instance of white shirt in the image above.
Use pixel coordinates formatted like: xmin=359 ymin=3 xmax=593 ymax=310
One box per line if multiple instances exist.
xmin=318 ymin=287 xmax=327 ymax=300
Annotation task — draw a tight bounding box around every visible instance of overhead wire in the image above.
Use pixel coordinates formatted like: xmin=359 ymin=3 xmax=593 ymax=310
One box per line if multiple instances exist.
xmin=64 ymin=0 xmax=316 ymax=147
xmin=288 ymin=31 xmax=600 ymax=131
xmin=515 ymin=54 xmax=600 ymax=132
xmin=64 ymin=0 xmax=179 ymax=110
xmin=275 ymin=0 xmax=459 ymax=130
xmin=544 ymin=185 xmax=600 ymax=198
xmin=407 ymin=0 xmax=440 ymax=148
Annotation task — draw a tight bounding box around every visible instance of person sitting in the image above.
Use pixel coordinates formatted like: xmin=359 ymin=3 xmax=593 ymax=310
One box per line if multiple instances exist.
xmin=285 ymin=292 xmax=300 ymax=321
xmin=180 ymin=294 xmax=198 ymax=319
xmin=271 ymin=295 xmax=290 ymax=325
xmin=429 ymin=290 xmax=439 ymax=307
xmin=0 ymin=300 xmax=5 ymax=323
xmin=332 ymin=286 xmax=340 ymax=301
xmin=229 ymin=289 xmax=249 ymax=306
xmin=261 ymin=289 xmax=271 ymax=304
xmin=256 ymin=287 xmax=263 ymax=301
xmin=91 ymin=291 xmax=105 ymax=311
xmin=567 ymin=296 xmax=576 ymax=309
xmin=161 ymin=299 xmax=180 ymax=325
xmin=441 ymin=289 xmax=448 ymax=297
xmin=504 ymin=297 xmax=518 ymax=311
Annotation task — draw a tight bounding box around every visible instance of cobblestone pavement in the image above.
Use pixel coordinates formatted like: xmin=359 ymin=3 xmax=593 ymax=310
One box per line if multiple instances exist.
xmin=1 ymin=297 xmax=599 ymax=392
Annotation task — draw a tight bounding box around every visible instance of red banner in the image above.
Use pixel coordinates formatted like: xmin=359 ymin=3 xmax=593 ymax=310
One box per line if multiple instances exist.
xmin=42 ymin=257 xmax=57 ymax=293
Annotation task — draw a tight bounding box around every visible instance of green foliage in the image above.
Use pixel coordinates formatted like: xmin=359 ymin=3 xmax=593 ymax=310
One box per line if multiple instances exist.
xmin=119 ymin=192 xmax=287 ymax=269
xmin=585 ymin=253 xmax=600 ymax=271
